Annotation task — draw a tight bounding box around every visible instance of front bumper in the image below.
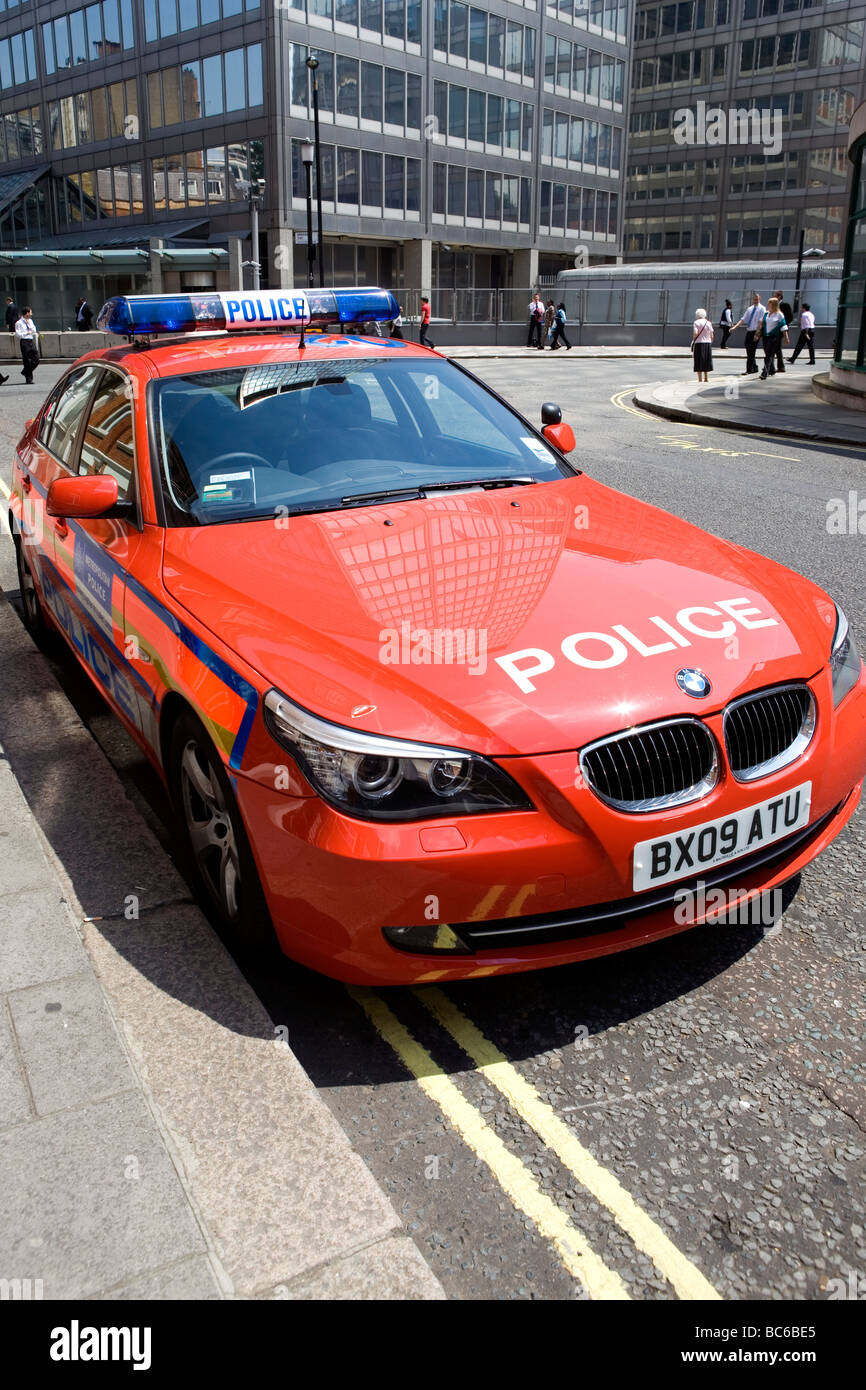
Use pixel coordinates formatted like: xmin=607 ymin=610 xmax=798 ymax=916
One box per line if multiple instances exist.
xmin=235 ymin=665 xmax=866 ymax=984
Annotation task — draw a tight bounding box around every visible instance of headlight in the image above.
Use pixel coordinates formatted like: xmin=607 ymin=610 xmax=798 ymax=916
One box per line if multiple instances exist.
xmin=830 ymin=606 xmax=862 ymax=707
xmin=264 ymin=690 xmax=532 ymax=821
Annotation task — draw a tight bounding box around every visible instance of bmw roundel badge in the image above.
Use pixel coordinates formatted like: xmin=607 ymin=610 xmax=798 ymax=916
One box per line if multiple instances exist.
xmin=676 ymin=668 xmax=712 ymax=698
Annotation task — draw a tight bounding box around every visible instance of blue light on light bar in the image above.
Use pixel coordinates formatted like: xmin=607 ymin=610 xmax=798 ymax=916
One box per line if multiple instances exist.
xmin=96 ymin=288 xmax=400 ymax=337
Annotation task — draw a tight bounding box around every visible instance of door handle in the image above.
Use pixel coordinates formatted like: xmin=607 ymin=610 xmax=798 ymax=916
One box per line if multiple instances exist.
xmin=21 ymin=473 xmax=31 ymax=493
xmin=53 ymin=517 xmax=68 ymax=539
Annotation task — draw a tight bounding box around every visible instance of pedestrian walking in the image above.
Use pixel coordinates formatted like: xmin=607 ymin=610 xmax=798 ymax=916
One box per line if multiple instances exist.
xmin=732 ymin=291 xmax=765 ymax=375
xmin=773 ymin=292 xmax=792 ymax=373
xmin=543 ymin=300 xmax=555 ymax=347
xmin=75 ymin=297 xmax=94 ymax=331
xmin=390 ymin=305 xmax=404 ymax=340
xmin=757 ymin=297 xmax=789 ymax=380
xmin=719 ymin=300 xmax=733 ymax=349
xmin=691 ymin=308 xmax=714 ymax=382
xmin=419 ymin=296 xmax=434 ymax=349
xmin=5 ymin=295 xmax=19 ymax=332
xmin=527 ymin=291 xmax=544 ymax=349
xmin=15 ymin=307 xmax=39 ymax=384
xmin=549 ymin=302 xmax=572 ymax=351
xmin=789 ymin=303 xmax=816 ymax=365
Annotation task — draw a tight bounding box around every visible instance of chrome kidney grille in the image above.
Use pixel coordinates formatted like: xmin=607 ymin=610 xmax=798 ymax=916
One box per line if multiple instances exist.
xmin=579 ymin=718 xmax=719 ymax=813
xmin=723 ymin=684 xmax=816 ymax=782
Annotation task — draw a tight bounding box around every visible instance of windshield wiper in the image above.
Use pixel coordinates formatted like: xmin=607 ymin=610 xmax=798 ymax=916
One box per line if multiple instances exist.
xmin=340 ymin=487 xmax=423 ymax=506
xmin=419 ymin=476 xmax=538 ymax=493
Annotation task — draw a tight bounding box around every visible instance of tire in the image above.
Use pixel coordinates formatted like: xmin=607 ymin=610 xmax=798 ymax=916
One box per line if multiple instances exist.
xmin=168 ymin=708 xmax=276 ymax=953
xmin=15 ymin=535 xmax=46 ymax=638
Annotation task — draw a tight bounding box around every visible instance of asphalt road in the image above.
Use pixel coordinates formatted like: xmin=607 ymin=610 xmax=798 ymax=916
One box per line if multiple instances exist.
xmin=1 ymin=356 xmax=864 ymax=1302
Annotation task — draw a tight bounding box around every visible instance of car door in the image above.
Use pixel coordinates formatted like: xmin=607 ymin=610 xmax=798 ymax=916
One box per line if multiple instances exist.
xmin=50 ymin=366 xmax=145 ymax=736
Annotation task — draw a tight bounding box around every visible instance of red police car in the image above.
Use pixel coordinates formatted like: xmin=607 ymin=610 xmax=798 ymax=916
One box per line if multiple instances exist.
xmin=8 ymin=288 xmax=866 ymax=983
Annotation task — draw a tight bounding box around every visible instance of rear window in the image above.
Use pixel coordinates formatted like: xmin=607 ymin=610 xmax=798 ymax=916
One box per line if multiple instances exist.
xmin=151 ymin=356 xmax=568 ymax=526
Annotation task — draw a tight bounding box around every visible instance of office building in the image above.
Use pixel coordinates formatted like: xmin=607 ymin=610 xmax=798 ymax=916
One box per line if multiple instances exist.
xmin=625 ymin=0 xmax=866 ymax=260
xmin=0 ymin=0 xmax=632 ymax=325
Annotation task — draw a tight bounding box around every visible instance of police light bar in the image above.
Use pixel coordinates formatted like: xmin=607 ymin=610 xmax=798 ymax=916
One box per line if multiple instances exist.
xmin=96 ymin=288 xmax=400 ymax=336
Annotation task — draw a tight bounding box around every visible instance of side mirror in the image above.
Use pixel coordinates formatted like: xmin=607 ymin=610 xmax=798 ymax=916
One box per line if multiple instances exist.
xmin=47 ymin=474 xmax=121 ymax=519
xmin=541 ymin=402 xmax=562 ymax=426
xmin=543 ymin=421 xmax=576 ymax=454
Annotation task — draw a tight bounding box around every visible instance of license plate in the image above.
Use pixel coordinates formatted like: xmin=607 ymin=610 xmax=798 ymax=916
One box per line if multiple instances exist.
xmin=632 ymin=782 xmax=812 ymax=892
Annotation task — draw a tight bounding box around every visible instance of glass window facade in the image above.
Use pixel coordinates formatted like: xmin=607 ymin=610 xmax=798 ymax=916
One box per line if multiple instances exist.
xmin=432 ymin=80 xmax=534 ymax=153
xmin=540 ymin=180 xmax=618 ymax=238
xmin=284 ymin=0 xmax=421 ymax=45
xmin=0 ymin=107 xmax=44 ymax=163
xmin=434 ymin=4 xmax=537 ymax=77
xmin=142 ymin=0 xmax=260 ymax=41
xmin=55 ymin=162 xmax=145 ymax=226
xmin=152 ymin=139 xmax=264 ymax=211
xmin=149 ymin=44 xmax=263 ymax=128
xmin=290 ymin=46 xmax=422 ymax=134
xmin=292 ymin=138 xmax=420 ymax=216
xmin=48 ymin=81 xmax=138 ymax=152
xmin=433 ymin=161 xmax=531 ymax=227
xmin=0 ymin=29 xmax=38 ymax=88
xmin=42 ymin=2 xmax=134 ymax=75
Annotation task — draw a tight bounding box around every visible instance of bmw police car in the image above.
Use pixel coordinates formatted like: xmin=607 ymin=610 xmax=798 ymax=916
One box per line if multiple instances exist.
xmin=8 ymin=288 xmax=866 ymax=984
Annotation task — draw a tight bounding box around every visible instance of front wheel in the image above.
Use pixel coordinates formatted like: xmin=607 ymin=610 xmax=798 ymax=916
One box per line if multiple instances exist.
xmin=169 ymin=709 xmax=276 ymax=953
xmin=15 ymin=535 xmax=46 ymax=638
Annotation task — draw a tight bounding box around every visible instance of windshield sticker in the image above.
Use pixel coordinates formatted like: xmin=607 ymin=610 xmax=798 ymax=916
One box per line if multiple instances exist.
xmin=521 ymin=436 xmax=555 ymax=463
xmin=202 ymin=470 xmax=256 ymax=507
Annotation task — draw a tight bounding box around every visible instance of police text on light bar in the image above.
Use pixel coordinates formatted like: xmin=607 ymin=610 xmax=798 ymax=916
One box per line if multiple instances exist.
xmin=96 ymin=288 xmax=400 ymax=337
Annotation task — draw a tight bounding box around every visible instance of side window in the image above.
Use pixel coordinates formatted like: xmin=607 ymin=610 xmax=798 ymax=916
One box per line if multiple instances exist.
xmin=43 ymin=365 xmax=103 ymax=468
xmin=37 ymin=379 xmax=69 ymax=447
xmin=78 ymin=372 xmax=136 ymax=502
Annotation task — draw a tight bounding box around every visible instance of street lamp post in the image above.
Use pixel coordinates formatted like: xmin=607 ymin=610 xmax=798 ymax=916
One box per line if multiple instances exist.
xmin=246 ymin=178 xmax=265 ymax=291
xmin=301 ymin=141 xmax=315 ymax=289
xmin=793 ymin=228 xmax=826 ymax=316
xmin=306 ymin=54 xmax=324 ymax=288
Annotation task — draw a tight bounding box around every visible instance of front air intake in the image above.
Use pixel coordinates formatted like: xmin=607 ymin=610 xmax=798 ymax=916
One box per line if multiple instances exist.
xmin=579 ymin=718 xmax=719 ymax=813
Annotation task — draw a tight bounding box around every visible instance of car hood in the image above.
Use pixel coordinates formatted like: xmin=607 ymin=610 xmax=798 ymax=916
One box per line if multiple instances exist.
xmin=162 ymin=476 xmax=838 ymax=756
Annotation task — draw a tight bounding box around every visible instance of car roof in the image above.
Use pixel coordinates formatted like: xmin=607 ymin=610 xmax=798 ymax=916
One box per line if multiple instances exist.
xmin=89 ymin=332 xmax=437 ymax=377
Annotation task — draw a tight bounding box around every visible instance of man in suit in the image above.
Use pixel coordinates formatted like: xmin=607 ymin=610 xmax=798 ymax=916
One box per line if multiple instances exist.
xmin=732 ymin=292 xmax=765 ymax=374
xmin=15 ymin=307 xmax=39 ymax=384
xmin=75 ymin=297 xmax=94 ymax=330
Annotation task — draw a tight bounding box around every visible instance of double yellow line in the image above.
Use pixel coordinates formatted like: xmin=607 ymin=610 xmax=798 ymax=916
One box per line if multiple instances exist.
xmin=350 ymin=984 xmax=720 ymax=1302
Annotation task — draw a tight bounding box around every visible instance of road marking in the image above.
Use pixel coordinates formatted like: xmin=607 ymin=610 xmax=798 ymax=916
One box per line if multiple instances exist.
xmin=610 ymin=386 xmax=659 ymax=422
xmin=655 ymin=434 xmax=801 ymax=463
xmin=0 ymin=476 xmax=10 ymax=501
xmin=348 ymin=985 xmax=630 ymax=1300
xmin=415 ymin=987 xmax=722 ymax=1303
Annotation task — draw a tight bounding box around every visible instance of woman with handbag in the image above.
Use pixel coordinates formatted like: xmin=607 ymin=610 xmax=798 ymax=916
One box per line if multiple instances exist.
xmin=691 ymin=308 xmax=714 ymax=383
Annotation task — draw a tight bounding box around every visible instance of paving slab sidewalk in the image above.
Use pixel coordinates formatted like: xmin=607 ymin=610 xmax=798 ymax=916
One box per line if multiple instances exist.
xmin=0 ymin=591 xmax=444 ymax=1301
xmin=633 ymin=370 xmax=866 ymax=448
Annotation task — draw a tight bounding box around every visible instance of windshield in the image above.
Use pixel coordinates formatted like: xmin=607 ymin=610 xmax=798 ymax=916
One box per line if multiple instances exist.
xmin=151 ymin=356 xmax=571 ymax=526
